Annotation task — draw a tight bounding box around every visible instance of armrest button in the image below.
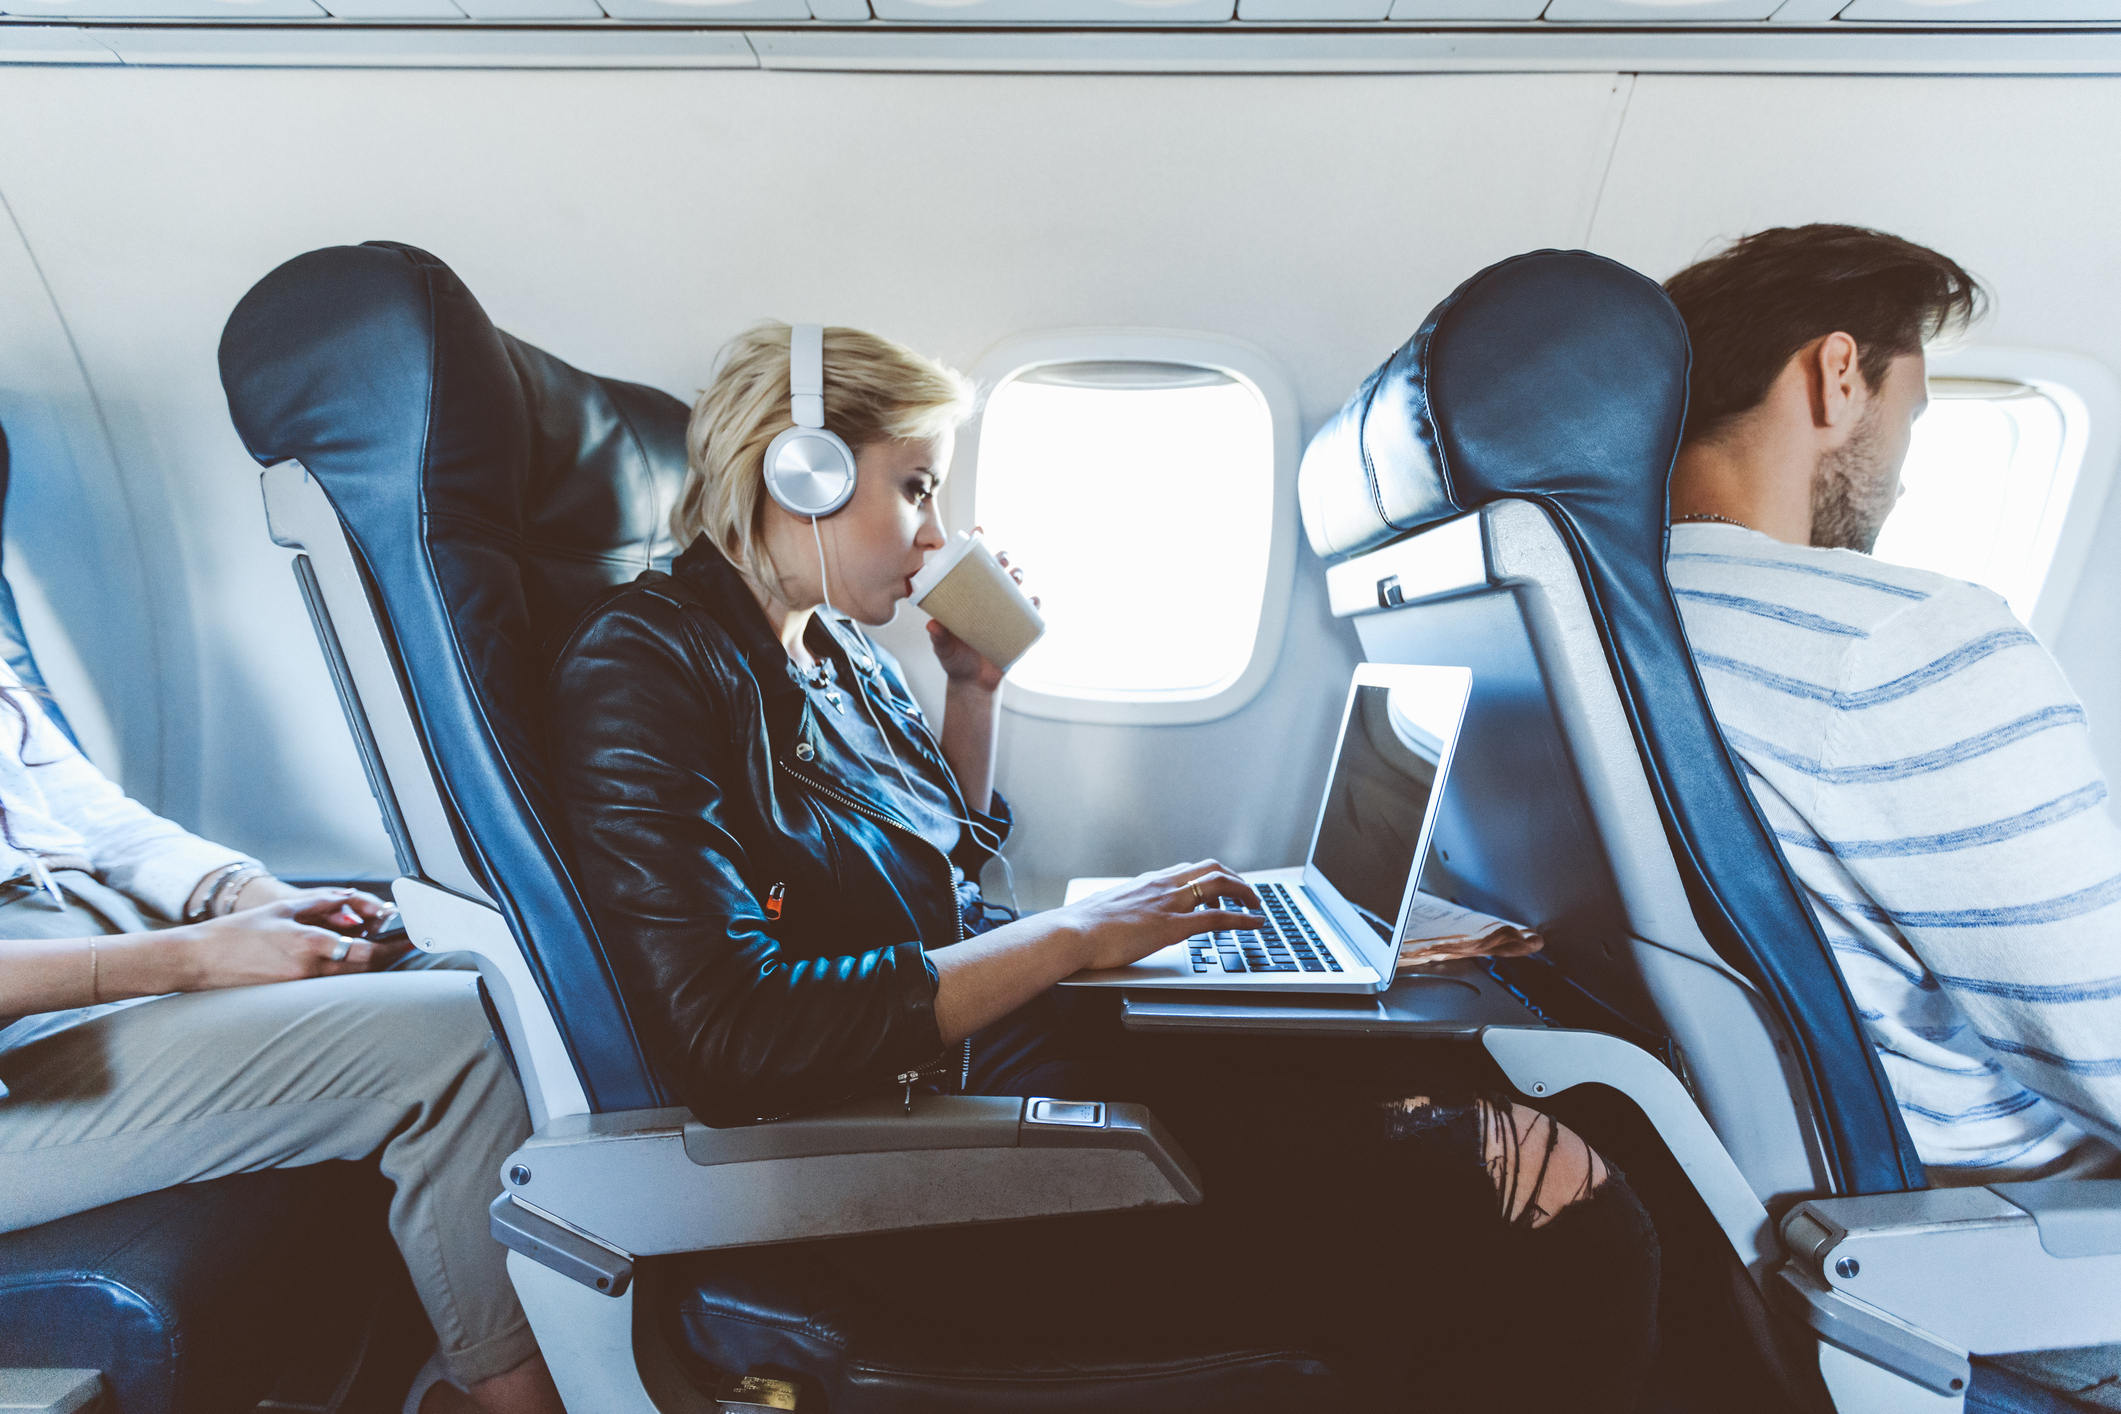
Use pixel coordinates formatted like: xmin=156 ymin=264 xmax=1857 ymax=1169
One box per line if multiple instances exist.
xmin=1029 ymin=1099 xmax=1105 ymax=1127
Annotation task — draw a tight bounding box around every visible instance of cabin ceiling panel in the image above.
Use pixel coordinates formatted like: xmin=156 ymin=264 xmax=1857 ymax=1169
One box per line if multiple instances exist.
xmin=0 ymin=24 xmax=108 ymax=61
xmin=1589 ymin=72 xmax=2121 ymax=819
xmin=0 ymin=66 xmax=1623 ymax=883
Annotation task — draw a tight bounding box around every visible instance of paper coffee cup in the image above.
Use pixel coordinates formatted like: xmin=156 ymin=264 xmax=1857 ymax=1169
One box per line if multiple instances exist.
xmin=910 ymin=532 xmax=1046 ymax=671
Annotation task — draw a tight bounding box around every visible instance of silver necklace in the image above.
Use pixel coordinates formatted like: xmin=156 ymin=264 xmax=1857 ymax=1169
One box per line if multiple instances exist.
xmin=1674 ymin=512 xmax=1754 ymax=531
xmin=792 ymin=656 xmax=845 ymax=711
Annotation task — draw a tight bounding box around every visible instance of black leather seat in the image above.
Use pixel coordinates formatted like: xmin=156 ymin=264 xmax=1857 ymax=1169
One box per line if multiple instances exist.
xmin=665 ymin=1245 xmax=1332 ymax=1413
xmin=0 ymin=421 xmax=417 ymax=1414
xmin=218 ymin=242 xmax=1342 ymax=1412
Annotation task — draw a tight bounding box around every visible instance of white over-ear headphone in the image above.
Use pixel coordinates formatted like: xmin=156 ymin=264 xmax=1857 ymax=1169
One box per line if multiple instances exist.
xmin=762 ymin=324 xmax=858 ymax=519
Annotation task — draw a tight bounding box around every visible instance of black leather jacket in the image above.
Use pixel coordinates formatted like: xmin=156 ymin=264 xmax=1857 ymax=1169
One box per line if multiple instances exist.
xmin=546 ymin=541 xmax=1011 ymax=1127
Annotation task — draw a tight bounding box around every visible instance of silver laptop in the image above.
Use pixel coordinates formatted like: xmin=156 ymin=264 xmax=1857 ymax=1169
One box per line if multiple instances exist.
xmin=1059 ymin=662 xmax=1473 ymax=996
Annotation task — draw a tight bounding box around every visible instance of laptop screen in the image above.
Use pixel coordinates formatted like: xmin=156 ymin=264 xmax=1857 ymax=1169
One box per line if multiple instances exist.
xmin=1308 ymin=670 xmax=1471 ymax=943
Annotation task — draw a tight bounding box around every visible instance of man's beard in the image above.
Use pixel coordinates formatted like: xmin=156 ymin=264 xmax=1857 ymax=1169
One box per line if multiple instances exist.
xmin=1810 ymin=405 xmax=1898 ymax=554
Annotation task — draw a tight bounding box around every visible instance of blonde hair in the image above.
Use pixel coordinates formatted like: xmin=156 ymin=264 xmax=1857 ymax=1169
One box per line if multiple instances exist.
xmin=676 ymin=322 xmax=978 ymax=585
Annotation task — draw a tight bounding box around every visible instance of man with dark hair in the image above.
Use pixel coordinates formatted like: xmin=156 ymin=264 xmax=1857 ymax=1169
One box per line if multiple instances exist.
xmin=1666 ymin=226 xmax=2121 ymax=1402
xmin=1667 ymin=224 xmax=1983 ymax=552
xmin=1667 ymin=223 xmax=2121 ymax=1178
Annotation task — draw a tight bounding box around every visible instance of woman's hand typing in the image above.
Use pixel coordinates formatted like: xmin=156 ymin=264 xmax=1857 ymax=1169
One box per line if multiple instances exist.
xmin=1056 ymin=860 xmax=1266 ymax=971
xmin=929 ymin=860 xmax=1266 ymax=1042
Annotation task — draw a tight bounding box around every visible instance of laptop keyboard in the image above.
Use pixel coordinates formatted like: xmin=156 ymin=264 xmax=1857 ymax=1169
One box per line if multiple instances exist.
xmin=1187 ymin=882 xmax=1344 ymax=975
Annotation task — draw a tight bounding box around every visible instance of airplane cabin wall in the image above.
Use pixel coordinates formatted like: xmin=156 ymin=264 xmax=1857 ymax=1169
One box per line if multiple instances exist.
xmin=0 ymin=67 xmax=2115 ymax=898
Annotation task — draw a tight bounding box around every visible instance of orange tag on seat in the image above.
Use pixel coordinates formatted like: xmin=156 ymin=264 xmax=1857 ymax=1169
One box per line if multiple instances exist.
xmin=765 ymin=883 xmax=785 ymax=920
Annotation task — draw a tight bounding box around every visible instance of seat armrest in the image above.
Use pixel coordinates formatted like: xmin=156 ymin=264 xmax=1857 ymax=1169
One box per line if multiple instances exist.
xmin=493 ymin=1095 xmax=1201 ymax=1291
xmin=1776 ymin=1182 xmax=2121 ymax=1382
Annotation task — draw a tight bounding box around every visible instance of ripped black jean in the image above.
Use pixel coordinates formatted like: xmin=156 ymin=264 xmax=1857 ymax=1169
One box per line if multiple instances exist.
xmin=846 ymin=987 xmax=1664 ymax=1411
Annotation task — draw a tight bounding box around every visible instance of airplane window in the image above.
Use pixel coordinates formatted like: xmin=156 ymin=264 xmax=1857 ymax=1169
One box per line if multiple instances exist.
xmin=972 ymin=355 xmax=1280 ymax=709
xmin=1873 ymin=378 xmax=2077 ymax=625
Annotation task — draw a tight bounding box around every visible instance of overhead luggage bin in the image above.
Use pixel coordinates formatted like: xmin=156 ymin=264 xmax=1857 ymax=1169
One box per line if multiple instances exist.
xmin=1546 ymin=0 xmax=1780 ymax=19
xmin=0 ymin=0 xmax=319 ymax=16
xmin=873 ymin=0 xmax=1233 ymax=21
xmin=320 ymin=0 xmax=465 ymax=16
xmin=1238 ymin=0 xmax=1389 ymax=19
xmin=599 ymin=0 xmax=803 ymax=18
xmin=451 ymin=0 xmax=604 ymax=15
xmin=1384 ymin=0 xmax=1545 ymax=19
xmin=1839 ymin=0 xmax=2121 ymax=17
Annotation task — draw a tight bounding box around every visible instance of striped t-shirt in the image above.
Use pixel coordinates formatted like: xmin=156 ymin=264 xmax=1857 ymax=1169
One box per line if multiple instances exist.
xmin=1670 ymin=524 xmax=2121 ymax=1180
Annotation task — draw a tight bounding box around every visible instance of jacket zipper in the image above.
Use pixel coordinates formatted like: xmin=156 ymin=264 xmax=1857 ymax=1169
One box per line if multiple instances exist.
xmin=844 ymin=690 xmax=979 ymax=1091
xmin=779 ymin=758 xmax=969 ymax=1098
xmin=898 ymin=719 xmax=990 ymax=1087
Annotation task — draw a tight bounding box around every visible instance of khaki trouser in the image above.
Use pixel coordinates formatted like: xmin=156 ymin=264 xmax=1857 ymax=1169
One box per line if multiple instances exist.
xmin=0 ymin=874 xmax=537 ymax=1388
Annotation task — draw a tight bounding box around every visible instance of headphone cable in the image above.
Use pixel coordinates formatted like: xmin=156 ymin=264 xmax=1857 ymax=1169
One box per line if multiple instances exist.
xmin=810 ymin=514 xmax=1021 ymax=915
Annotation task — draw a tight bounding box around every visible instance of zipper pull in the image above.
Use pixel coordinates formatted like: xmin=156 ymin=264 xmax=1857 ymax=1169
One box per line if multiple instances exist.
xmin=897 ymin=1069 xmax=920 ymax=1113
xmin=765 ymin=883 xmax=785 ymax=921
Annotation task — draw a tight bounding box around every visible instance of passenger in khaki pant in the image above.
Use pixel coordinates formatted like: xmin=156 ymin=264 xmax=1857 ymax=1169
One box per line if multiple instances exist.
xmin=0 ymin=663 xmax=562 ymax=1414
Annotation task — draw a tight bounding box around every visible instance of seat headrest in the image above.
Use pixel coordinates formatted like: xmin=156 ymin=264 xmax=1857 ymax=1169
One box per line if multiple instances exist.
xmin=1298 ymin=249 xmax=1690 ymax=560
xmin=220 ymin=242 xmax=685 ymax=651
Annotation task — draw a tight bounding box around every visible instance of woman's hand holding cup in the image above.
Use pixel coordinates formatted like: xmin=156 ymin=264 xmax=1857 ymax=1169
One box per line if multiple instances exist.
xmin=927 ymin=531 xmax=1038 ymax=689
xmin=926 ymin=618 xmax=1005 ymax=690
xmin=917 ymin=528 xmax=1043 ymax=684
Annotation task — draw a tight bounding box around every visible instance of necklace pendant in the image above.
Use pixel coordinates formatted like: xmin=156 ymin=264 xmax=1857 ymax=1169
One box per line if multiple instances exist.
xmin=825 ymin=690 xmax=844 ymax=712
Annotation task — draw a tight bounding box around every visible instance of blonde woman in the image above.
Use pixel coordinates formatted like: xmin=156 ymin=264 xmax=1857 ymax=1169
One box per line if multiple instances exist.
xmin=545 ymin=323 xmax=1661 ymax=1410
